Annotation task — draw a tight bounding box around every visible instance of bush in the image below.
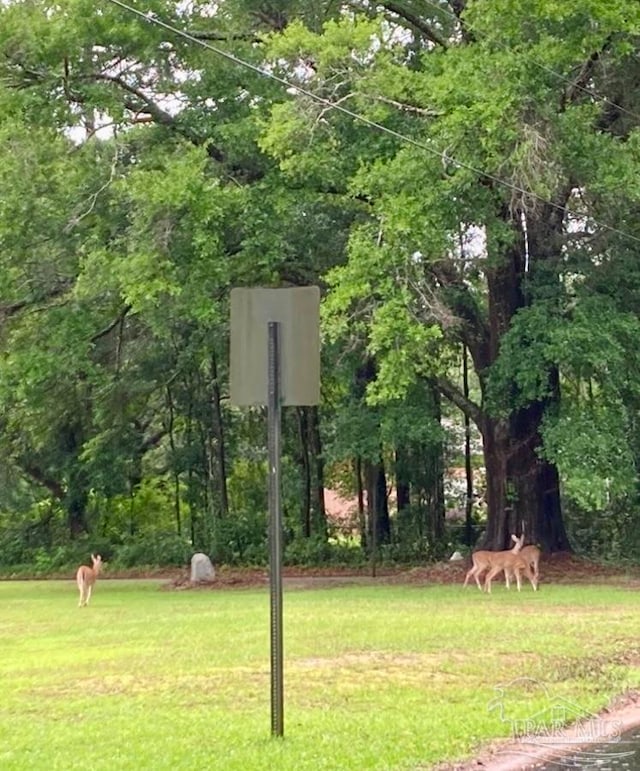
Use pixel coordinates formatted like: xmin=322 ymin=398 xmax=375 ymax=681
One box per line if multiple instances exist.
xmin=112 ymin=533 xmax=192 ymax=568
xmin=564 ymin=498 xmax=640 ymax=564
xmin=210 ymin=510 xmax=268 ymax=565
xmin=284 ymin=536 xmax=366 ymax=567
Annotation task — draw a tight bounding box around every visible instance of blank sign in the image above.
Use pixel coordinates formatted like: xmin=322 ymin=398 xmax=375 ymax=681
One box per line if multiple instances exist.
xmin=230 ymin=287 xmax=320 ymax=406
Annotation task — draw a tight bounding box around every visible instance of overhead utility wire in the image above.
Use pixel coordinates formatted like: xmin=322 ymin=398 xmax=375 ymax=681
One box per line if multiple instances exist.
xmin=422 ymin=0 xmax=640 ymax=126
xmin=103 ymin=0 xmax=640 ymax=247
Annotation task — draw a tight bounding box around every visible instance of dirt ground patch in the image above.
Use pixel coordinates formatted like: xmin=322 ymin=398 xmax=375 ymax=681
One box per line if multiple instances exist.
xmin=163 ymin=553 xmax=640 ymax=591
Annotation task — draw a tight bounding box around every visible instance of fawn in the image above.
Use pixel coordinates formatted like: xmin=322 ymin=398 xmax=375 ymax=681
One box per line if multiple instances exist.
xmin=518 ymin=543 xmax=541 ymax=582
xmin=463 ymin=534 xmax=525 ymax=591
xmin=484 ymin=547 xmax=538 ymax=593
xmin=503 ymin=531 xmax=541 ymax=588
xmin=76 ymin=554 xmax=102 ymax=607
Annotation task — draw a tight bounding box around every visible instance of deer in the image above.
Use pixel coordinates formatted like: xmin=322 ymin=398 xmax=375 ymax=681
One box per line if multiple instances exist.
xmin=76 ymin=554 xmax=102 ymax=607
xmin=463 ymin=534 xmax=525 ymax=591
xmin=498 ymin=535 xmax=541 ymax=589
xmin=512 ymin=541 xmax=541 ymax=584
xmin=504 ymin=523 xmax=541 ymax=588
xmin=484 ymin=547 xmax=538 ymax=594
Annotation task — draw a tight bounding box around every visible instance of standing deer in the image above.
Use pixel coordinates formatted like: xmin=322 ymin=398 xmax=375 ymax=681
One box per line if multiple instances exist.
xmin=505 ymin=536 xmax=540 ymax=588
xmin=463 ymin=534 xmax=525 ymax=591
xmin=501 ymin=534 xmax=542 ymax=588
xmin=76 ymin=554 xmax=102 ymax=607
xmin=516 ymin=543 xmax=541 ymax=583
xmin=484 ymin=548 xmax=538 ymax=594
xmin=504 ymin=523 xmax=541 ymax=587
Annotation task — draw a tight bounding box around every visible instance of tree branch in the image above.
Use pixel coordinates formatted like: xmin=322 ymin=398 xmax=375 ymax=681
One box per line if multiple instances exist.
xmin=90 ymin=72 xmax=226 ymax=163
xmin=91 ymin=73 xmax=177 ymax=128
xmin=189 ymin=30 xmax=263 ymax=44
xmin=562 ymin=35 xmax=613 ymax=108
xmin=432 ymin=374 xmax=483 ymax=426
xmin=428 ymin=260 xmax=491 ymax=370
xmin=447 ymin=0 xmax=474 ymax=42
xmin=379 ymin=2 xmax=449 ymax=49
xmin=91 ymin=304 xmax=132 ymax=343
xmin=0 ymin=282 xmax=73 ymax=323
xmin=21 ymin=463 xmax=65 ymax=499
xmin=365 ymin=93 xmax=441 ymax=117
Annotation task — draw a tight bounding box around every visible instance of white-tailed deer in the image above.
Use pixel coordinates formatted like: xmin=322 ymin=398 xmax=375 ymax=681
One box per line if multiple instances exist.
xmin=484 ymin=548 xmax=538 ymax=594
xmin=504 ymin=523 xmax=541 ymax=587
xmin=463 ymin=534 xmax=525 ymax=591
xmin=512 ymin=543 xmax=541 ymax=585
xmin=76 ymin=554 xmax=102 ymax=607
xmin=501 ymin=535 xmax=542 ymax=588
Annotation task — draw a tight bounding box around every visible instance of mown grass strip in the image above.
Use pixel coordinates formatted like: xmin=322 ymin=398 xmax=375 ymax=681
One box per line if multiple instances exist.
xmin=1 ymin=580 xmax=639 ymax=770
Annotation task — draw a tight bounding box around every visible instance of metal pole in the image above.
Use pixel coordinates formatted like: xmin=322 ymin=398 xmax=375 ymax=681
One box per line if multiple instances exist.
xmin=267 ymin=321 xmax=284 ymax=737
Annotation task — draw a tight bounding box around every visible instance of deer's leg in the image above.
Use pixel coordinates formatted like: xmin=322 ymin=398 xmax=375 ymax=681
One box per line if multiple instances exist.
xmin=484 ymin=567 xmax=498 ymax=594
xmin=515 ymin=569 xmax=522 ymax=591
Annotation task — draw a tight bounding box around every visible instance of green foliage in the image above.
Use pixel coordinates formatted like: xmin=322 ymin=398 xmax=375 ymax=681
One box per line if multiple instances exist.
xmin=489 ymin=295 xmax=640 ymax=510
xmin=486 ymin=301 xmax=560 ymax=415
xmin=112 ymin=533 xmax=192 ymax=569
xmin=284 ymin=535 xmax=365 ymax=566
xmin=564 ymin=498 xmax=640 ymax=564
xmin=543 ymin=403 xmax=635 ymax=510
xmin=101 ymin=480 xmax=179 ymax=539
xmin=2 ymin=0 xmax=640 ymax=563
xmin=210 ymin=510 xmax=268 ymax=565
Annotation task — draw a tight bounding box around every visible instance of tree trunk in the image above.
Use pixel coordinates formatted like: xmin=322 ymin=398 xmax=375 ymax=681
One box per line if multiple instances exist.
xmin=67 ymin=482 xmax=88 ymax=538
xmin=308 ymin=406 xmax=327 ymax=537
xmin=428 ymin=388 xmax=446 ymax=542
xmin=365 ymin=456 xmax=390 ymax=546
xmin=480 ymin=406 xmax=570 ymax=551
xmin=395 ymin=446 xmax=411 ymax=514
xmin=209 ymin=352 xmax=229 ymax=518
xmin=61 ymin=422 xmax=89 ymax=538
xmin=355 ymin=456 xmax=366 ymax=550
xmin=462 ymin=345 xmax=475 ymax=547
xmin=166 ymin=385 xmax=182 ymax=536
xmin=473 ymin=206 xmax=572 ymax=553
xmin=296 ymin=407 xmax=312 ymax=538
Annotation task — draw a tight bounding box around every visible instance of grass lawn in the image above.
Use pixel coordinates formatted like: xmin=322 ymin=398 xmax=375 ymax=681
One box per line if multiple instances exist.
xmin=1 ymin=579 xmax=640 ymax=770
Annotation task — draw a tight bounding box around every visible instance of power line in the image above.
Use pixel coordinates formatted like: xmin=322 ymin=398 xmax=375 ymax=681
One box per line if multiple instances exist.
xmin=421 ymin=0 xmax=640 ymax=126
xmin=102 ymin=0 xmax=640 ymax=247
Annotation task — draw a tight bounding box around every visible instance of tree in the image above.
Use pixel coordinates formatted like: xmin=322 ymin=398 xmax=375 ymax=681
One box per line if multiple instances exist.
xmin=260 ymin=1 xmax=640 ymax=551
xmin=0 ymin=0 xmax=356 ymax=546
xmin=3 ymin=0 xmax=640 ymax=561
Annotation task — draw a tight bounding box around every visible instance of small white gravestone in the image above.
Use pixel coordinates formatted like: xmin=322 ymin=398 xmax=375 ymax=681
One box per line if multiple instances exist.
xmin=449 ymin=551 xmax=464 ymax=562
xmin=190 ymin=553 xmax=215 ymax=583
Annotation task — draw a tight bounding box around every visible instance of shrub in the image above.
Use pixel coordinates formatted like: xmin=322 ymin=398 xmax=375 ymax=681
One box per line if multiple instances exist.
xmin=210 ymin=510 xmax=268 ymax=565
xmin=112 ymin=533 xmax=192 ymax=568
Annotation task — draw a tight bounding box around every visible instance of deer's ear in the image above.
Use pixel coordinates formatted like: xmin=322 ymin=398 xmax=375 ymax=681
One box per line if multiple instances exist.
xmin=511 ymin=534 xmax=518 ymax=543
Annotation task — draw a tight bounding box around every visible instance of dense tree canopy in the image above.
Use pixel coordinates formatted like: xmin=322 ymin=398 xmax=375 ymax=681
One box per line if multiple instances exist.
xmin=1 ymin=0 xmax=640 ymax=566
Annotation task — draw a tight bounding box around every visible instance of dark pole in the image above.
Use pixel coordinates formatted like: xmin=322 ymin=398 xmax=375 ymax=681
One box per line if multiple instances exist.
xmin=267 ymin=321 xmax=284 ymax=737
xmin=462 ymin=344 xmax=474 ymax=547
xmin=371 ymin=465 xmax=377 ymax=578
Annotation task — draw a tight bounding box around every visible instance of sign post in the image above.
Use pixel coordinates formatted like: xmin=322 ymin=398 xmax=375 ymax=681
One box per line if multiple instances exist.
xmin=267 ymin=321 xmax=283 ymax=736
xmin=230 ymin=287 xmax=320 ymax=738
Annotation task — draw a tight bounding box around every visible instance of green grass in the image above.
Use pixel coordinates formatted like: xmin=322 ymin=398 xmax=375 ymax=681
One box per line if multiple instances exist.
xmin=1 ymin=580 xmax=640 ymax=770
